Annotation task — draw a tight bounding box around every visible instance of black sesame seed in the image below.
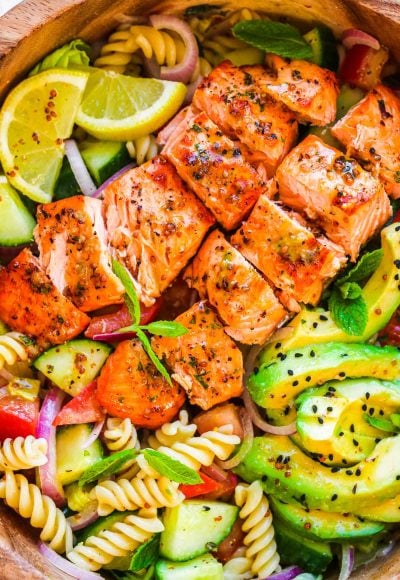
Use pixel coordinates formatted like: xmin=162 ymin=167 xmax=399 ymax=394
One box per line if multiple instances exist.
xmin=287 ymin=369 xmax=294 ymax=376
xmin=355 ymin=468 xmax=361 ymax=476
xmin=346 ymin=470 xmax=353 ymax=476
xmin=305 ymin=376 xmax=312 ymax=382
xmin=339 ymin=431 xmax=344 ymax=437
xmin=328 ymin=386 xmax=336 ymax=392
xmin=331 ymin=467 xmax=340 ymax=473
xmin=312 ymin=405 xmax=318 ymax=413
xmin=379 ymin=410 xmax=384 ymax=416
xmin=312 ymin=322 xmax=318 ymax=328
xmin=338 ymin=372 xmax=346 ymax=378
xmin=310 ymin=350 xmax=315 ymax=357
xmin=369 ymin=408 xmax=375 ymax=416
xmin=352 ymin=484 xmax=357 ymax=494
xmin=362 ymin=404 xmax=367 ymax=411
xmin=328 ymin=454 xmax=333 ymax=461
xmin=331 ymin=494 xmax=338 ymax=501
xmin=396 ymin=475 xmax=400 ymax=481
xmin=318 ymin=417 xmax=324 ymax=424
xmin=350 ymin=424 xmax=355 ymax=433
xmin=292 ymin=380 xmax=299 ymax=387
xmin=319 ymin=315 xmax=328 ymax=321
xmin=365 ymin=392 xmax=370 ymax=400
xmin=327 ymin=406 xmax=333 ymax=412
xmin=294 ymin=353 xmax=303 ymax=358
xmin=353 ymin=439 xmax=359 ymax=446
xmin=275 ymin=343 xmax=282 ymax=349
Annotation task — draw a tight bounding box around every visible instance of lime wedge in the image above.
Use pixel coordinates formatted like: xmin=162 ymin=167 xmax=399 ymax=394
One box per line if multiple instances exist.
xmin=0 ymin=69 xmax=89 ymax=203
xmin=75 ymin=70 xmax=187 ymax=140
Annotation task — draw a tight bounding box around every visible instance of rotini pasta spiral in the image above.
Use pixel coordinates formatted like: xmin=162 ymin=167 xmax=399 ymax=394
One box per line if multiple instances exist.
xmin=103 ymin=417 xmax=141 ymax=480
xmin=0 ymin=470 xmax=73 ymax=553
xmin=0 ymin=332 xmax=29 ymax=371
xmin=95 ymin=25 xmax=186 ymax=74
xmin=93 ymin=473 xmax=184 ymax=516
xmin=0 ymin=436 xmax=48 ymax=471
xmin=202 ymin=35 xmax=248 ymax=67
xmin=148 ymin=424 xmax=241 ymax=472
xmin=126 ymin=134 xmax=158 ymax=166
xmin=67 ymin=508 xmax=164 ymax=571
xmin=226 ymin=481 xmax=280 ymax=579
xmin=148 ymin=410 xmax=196 ymax=447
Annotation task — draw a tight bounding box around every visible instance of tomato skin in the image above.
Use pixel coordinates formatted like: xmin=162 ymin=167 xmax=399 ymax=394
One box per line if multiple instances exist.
xmin=214 ymin=517 xmax=245 ymax=563
xmin=339 ymin=45 xmax=388 ymax=89
xmin=194 ymin=404 xmax=244 ymax=438
xmin=179 ymin=472 xmax=221 ymax=498
xmin=0 ymin=394 xmax=39 ymax=441
xmin=378 ymin=307 xmax=400 ymax=346
xmin=53 ymin=381 xmax=105 ymax=426
xmin=202 ymin=471 xmax=238 ymax=502
xmin=85 ymin=299 xmax=162 ymax=339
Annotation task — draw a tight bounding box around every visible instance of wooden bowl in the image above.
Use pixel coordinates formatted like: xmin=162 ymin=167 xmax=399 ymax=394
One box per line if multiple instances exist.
xmin=1 ymin=1 xmax=400 ymax=577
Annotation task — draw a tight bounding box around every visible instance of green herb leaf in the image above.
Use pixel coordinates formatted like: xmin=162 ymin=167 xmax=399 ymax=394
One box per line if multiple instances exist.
xmin=338 ymin=281 xmax=363 ymax=300
xmin=142 ymin=449 xmax=202 ymax=484
xmin=390 ymin=414 xmax=400 ymax=428
xmin=233 ymin=20 xmax=313 ymax=60
xmin=143 ymin=321 xmax=188 ymax=337
xmin=136 ymin=328 xmax=172 ymax=385
xmin=79 ymin=449 xmax=138 ymax=486
xmin=337 ymin=249 xmax=383 ymax=285
xmin=363 ymin=414 xmax=396 ymax=432
xmin=329 ymin=287 xmax=368 ymax=336
xmin=130 ymin=534 xmax=160 ymax=572
xmin=112 ymin=260 xmax=141 ymax=325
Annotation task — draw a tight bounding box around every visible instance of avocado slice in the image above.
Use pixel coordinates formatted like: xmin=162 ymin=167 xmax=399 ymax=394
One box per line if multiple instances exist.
xmin=270 ymin=497 xmax=385 ymax=540
xmin=273 ymin=519 xmax=333 ymax=574
xmin=295 ymin=378 xmax=400 ymax=465
xmin=261 ymin=223 xmax=400 ymax=360
xmin=248 ymin=342 xmax=400 ymax=410
xmin=235 ymin=435 xmax=400 ymax=513
xmin=356 ymin=494 xmax=400 ymax=522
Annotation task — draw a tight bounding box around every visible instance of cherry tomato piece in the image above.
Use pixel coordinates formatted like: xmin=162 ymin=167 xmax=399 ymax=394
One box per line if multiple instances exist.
xmin=53 ymin=381 xmax=105 ymax=426
xmin=0 ymin=393 xmax=39 ymax=441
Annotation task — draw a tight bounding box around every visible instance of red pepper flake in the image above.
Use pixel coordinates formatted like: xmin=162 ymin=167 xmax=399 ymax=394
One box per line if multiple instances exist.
xmin=214 ymin=515 xmax=222 ymax=521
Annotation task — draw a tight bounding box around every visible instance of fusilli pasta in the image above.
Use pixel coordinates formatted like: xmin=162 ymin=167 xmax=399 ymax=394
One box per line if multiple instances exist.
xmin=103 ymin=417 xmax=140 ymax=480
xmin=0 ymin=470 xmax=73 ymax=553
xmin=0 ymin=332 xmax=30 ymax=371
xmin=67 ymin=507 xmax=164 ymax=571
xmin=0 ymin=436 xmax=48 ymax=471
xmin=225 ymin=481 xmax=280 ymax=579
xmin=126 ymin=134 xmax=158 ymax=166
xmin=148 ymin=424 xmax=241 ymax=471
xmin=93 ymin=473 xmax=184 ymax=516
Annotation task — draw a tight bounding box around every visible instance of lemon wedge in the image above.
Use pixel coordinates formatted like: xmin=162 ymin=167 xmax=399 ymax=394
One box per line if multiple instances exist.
xmin=0 ymin=69 xmax=89 ymax=203
xmin=75 ymin=70 xmax=187 ymax=141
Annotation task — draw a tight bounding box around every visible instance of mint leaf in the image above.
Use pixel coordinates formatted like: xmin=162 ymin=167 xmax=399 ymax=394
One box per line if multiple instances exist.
xmin=233 ymin=21 xmax=313 ymax=60
xmin=142 ymin=449 xmax=202 ymax=484
xmin=130 ymin=534 xmax=160 ymax=572
xmin=363 ymin=414 xmax=396 ymax=432
xmin=338 ymin=249 xmax=383 ymax=285
xmin=136 ymin=329 xmax=172 ymax=386
xmin=339 ymin=282 xmax=363 ymax=300
xmin=79 ymin=449 xmax=138 ymax=486
xmin=143 ymin=321 xmax=188 ymax=337
xmin=112 ymin=260 xmax=141 ymax=325
xmin=329 ymin=287 xmax=368 ymax=336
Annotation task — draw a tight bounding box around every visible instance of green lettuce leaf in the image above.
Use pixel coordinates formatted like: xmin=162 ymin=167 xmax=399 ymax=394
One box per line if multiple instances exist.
xmin=30 ymin=39 xmax=91 ymax=76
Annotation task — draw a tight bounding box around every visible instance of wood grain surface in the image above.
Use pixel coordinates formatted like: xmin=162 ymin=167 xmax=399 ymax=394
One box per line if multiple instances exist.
xmin=1 ymin=0 xmax=400 ymax=577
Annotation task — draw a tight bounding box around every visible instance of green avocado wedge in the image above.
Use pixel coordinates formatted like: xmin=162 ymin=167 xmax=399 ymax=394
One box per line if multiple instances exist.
xmin=355 ymin=494 xmax=400 ymax=522
xmin=295 ymin=378 xmax=400 ymax=465
xmin=235 ymin=435 xmax=400 ymax=513
xmin=260 ymin=222 xmax=400 ymax=360
xmin=248 ymin=342 xmax=400 ymax=410
xmin=270 ymin=497 xmax=385 ymax=540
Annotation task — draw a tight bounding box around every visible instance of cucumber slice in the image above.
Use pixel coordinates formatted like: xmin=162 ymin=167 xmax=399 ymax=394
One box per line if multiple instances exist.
xmin=0 ymin=179 xmax=36 ymax=245
xmin=33 ymin=338 xmax=111 ymax=396
xmin=56 ymin=423 xmax=104 ymax=485
xmin=304 ymin=26 xmax=339 ymax=71
xmin=54 ymin=156 xmax=81 ymax=200
xmin=80 ymin=140 xmax=131 ymax=185
xmin=160 ymin=500 xmax=238 ymax=562
xmin=156 ymin=554 xmax=223 ymax=580
xmin=65 ymin=481 xmax=94 ymax=512
xmin=336 ymin=84 xmax=365 ymax=120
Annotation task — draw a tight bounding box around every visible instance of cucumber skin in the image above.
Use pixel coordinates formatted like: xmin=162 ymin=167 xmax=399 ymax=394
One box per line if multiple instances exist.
xmin=0 ymin=181 xmax=36 ymax=245
xmin=155 ymin=554 xmax=223 ymax=580
xmin=56 ymin=423 xmax=104 ymax=486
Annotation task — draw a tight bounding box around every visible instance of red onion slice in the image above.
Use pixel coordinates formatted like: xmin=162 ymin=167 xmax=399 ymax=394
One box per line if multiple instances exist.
xmin=92 ymin=330 xmax=137 ymax=342
xmin=39 ymin=542 xmax=103 ymax=579
xmin=339 ymin=545 xmax=355 ymax=580
xmin=267 ymin=566 xmax=304 ymax=580
xmin=0 ymin=244 xmax=31 ymax=265
xmin=201 ymin=462 xmax=229 ymax=483
xmin=216 ymin=408 xmax=253 ymax=469
xmin=64 ymin=139 xmax=97 ymax=197
xmin=242 ymin=387 xmax=297 ymax=436
xmin=82 ymin=419 xmax=105 ymax=450
xmin=67 ymin=503 xmax=99 ymax=531
xmin=342 ymin=28 xmax=380 ymax=51
xmin=92 ymin=162 xmax=136 ymax=199
xmin=36 ymin=387 xmax=65 ymax=507
xmin=149 ymin=15 xmax=199 ymax=83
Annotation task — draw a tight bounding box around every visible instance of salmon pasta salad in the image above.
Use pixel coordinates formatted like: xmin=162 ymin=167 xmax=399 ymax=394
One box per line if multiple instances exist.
xmin=1 ymin=5 xmax=400 ymax=579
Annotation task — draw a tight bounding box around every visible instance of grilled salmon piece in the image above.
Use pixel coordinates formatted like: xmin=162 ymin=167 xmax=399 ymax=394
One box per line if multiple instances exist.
xmin=152 ymin=301 xmax=243 ymax=410
xmin=332 ymin=84 xmax=400 ymax=198
xmin=231 ymin=187 xmax=346 ymax=311
xmin=35 ymin=195 xmax=124 ymax=312
xmin=261 ymin=55 xmax=339 ymax=126
xmin=97 ymin=339 xmax=185 ymax=429
xmin=184 ymin=230 xmax=287 ymax=344
xmin=163 ymin=110 xmax=265 ymax=230
xmin=103 ymin=156 xmax=215 ymax=307
xmin=193 ymin=61 xmax=298 ymax=176
xmin=0 ymin=249 xmax=89 ymax=347
xmin=276 ymin=135 xmax=391 ymax=261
